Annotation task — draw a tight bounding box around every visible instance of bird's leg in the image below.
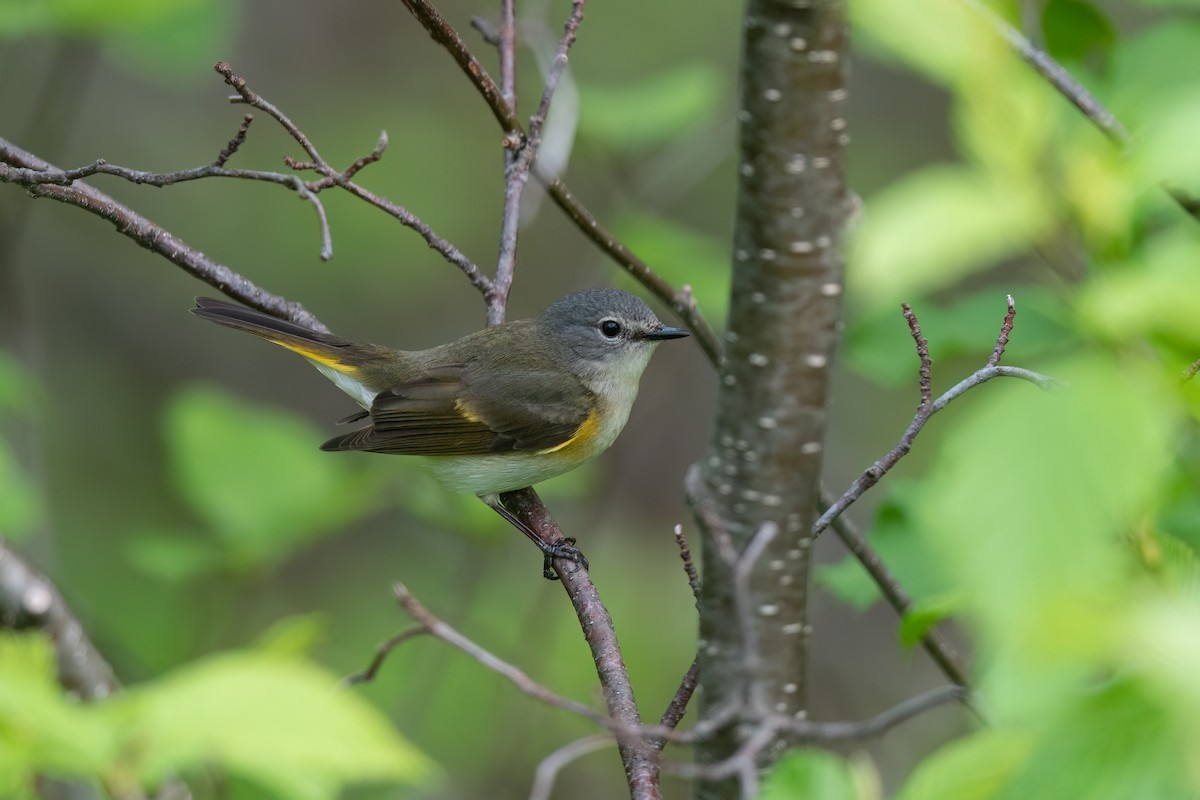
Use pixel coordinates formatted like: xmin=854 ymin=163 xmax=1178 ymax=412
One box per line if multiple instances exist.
xmin=482 ymin=496 xmax=589 ymax=580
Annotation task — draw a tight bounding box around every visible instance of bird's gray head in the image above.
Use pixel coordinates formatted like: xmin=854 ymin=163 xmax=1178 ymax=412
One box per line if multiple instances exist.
xmin=540 ymin=288 xmax=689 ymax=379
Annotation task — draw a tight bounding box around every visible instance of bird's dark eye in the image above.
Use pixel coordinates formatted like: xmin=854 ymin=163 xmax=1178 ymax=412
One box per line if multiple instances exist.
xmin=599 ymin=319 xmax=622 ymax=339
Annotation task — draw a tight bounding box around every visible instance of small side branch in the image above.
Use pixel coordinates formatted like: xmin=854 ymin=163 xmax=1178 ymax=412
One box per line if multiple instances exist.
xmin=814 ymin=298 xmax=1058 ymax=538
xmin=961 ymin=0 xmax=1200 ymax=221
xmin=0 ymin=138 xmax=329 ymax=332
xmin=397 ymin=0 xmax=723 ymax=365
xmin=0 ymin=538 xmax=119 ymax=699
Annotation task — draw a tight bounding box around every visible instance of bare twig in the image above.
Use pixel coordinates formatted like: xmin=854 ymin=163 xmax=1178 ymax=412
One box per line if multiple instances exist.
xmin=0 ymin=137 xmax=329 ymax=332
xmin=673 ymin=525 xmax=702 ymax=602
xmin=528 ymin=1 xmax=586 ymax=143
xmin=813 ymin=299 xmax=1058 ymax=539
xmin=988 ymin=294 xmax=1016 ymax=367
xmin=489 ymin=0 xmax=587 ymax=325
xmin=665 ymin=684 xmax=965 ymax=792
xmin=390 ymin=583 xmax=611 ymax=725
xmin=529 ymin=735 xmax=615 ymax=800
xmin=342 ymin=626 xmax=430 ymax=686
xmin=399 ymin=0 xmax=523 ymax=134
xmin=0 ymin=149 xmax=336 ymax=260
xmin=653 ymin=657 xmax=699 ymax=749
xmin=902 ymin=302 xmax=932 ymax=408
xmin=397 ymin=0 xmax=723 ymax=365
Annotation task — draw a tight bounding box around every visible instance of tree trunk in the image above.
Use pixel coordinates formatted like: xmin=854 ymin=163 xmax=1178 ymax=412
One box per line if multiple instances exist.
xmin=695 ymin=0 xmax=849 ymax=795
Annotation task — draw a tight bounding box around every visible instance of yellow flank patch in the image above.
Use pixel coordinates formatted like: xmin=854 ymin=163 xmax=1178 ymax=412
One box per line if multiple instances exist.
xmin=265 ymin=337 xmax=359 ymax=375
xmin=542 ymin=407 xmax=601 ymax=456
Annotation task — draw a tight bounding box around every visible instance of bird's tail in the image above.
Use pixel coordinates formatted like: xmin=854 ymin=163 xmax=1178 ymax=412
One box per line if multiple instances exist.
xmin=190 ymin=297 xmax=360 ymax=373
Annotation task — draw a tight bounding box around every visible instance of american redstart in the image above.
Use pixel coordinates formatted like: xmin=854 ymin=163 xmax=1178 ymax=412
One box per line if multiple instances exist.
xmin=191 ymin=288 xmax=688 ymax=569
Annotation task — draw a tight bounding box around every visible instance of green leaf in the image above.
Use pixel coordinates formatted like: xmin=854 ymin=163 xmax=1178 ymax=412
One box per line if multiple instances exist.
xmin=1108 ymin=21 xmax=1200 ymax=121
xmin=899 ymin=594 xmax=961 ymax=647
xmin=896 ymin=729 xmax=1033 ymax=800
xmin=123 ymin=528 xmax=225 ymax=581
xmin=916 ymin=356 xmax=1175 ymax=714
xmin=1041 ymin=0 xmax=1116 ymax=64
xmin=852 ymin=0 xmax=1003 ymax=88
xmin=163 ymin=386 xmax=383 ymax=569
xmin=1077 ymin=229 xmax=1200 ymax=350
xmin=0 ymin=633 xmax=118 ymax=784
xmin=253 ymin=614 xmax=329 ymax=659
xmin=848 ymin=166 xmax=1051 ymax=309
xmin=126 ymin=651 xmax=437 ymax=798
xmin=815 ymin=482 xmax=956 ymax=612
xmin=1130 ymin=87 xmax=1200 ymax=190
xmin=578 ymin=64 xmax=725 ymax=152
xmin=998 ymin=680 xmax=1196 ymax=800
xmin=761 ymin=749 xmax=871 ymax=800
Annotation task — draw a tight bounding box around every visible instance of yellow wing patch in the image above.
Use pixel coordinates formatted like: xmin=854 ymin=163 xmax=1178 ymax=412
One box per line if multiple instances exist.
xmin=453 ymin=398 xmax=486 ymax=424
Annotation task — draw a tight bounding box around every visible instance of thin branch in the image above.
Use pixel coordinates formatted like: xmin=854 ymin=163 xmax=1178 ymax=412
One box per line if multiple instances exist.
xmin=528 ymin=1 xmax=586 ymax=143
xmin=390 ymin=583 xmax=611 ymax=725
xmin=399 ymin=0 xmax=523 ymax=134
xmin=673 ymin=525 xmax=702 ymax=602
xmin=529 ymin=734 xmax=614 ymax=800
xmin=0 ymin=137 xmax=329 ymax=332
xmin=653 ymin=657 xmax=699 ymax=750
xmin=902 ymin=302 xmax=932 ymax=408
xmin=342 ymin=626 xmax=430 ymax=686
xmin=397 ymin=0 xmax=723 ymax=365
xmin=961 ymin=0 xmax=1200 ymax=221
xmin=988 ymin=294 xmax=1016 ymax=367
xmin=813 ymin=299 xmax=1058 ymax=539
xmin=0 ymin=538 xmax=119 ymax=699
xmin=819 ymin=490 xmax=970 ymax=689
xmin=0 ymin=151 xmax=336 ymax=260
xmin=215 ymin=61 xmax=326 ymax=165
xmin=665 ymin=684 xmax=965 ymax=789
xmin=488 ymin=1 xmax=588 ymax=325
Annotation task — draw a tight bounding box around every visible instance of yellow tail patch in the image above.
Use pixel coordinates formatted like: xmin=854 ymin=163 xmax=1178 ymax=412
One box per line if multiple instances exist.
xmin=267 ymin=337 xmax=361 ymax=377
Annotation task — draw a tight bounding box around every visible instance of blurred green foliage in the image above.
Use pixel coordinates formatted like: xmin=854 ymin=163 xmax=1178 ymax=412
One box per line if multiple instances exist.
xmin=4 ymin=0 xmax=1200 ymax=797
xmin=0 ymin=632 xmax=435 ymax=800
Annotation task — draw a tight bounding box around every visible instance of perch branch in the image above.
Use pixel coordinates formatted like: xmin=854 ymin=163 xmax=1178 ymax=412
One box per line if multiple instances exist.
xmin=497 ymin=488 xmax=662 ymax=800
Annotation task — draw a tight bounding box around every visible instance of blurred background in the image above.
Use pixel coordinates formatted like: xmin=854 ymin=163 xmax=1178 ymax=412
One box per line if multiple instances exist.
xmin=3 ymin=0 xmax=1195 ymax=798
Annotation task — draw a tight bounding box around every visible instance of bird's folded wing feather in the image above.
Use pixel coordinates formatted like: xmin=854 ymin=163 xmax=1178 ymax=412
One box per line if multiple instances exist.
xmin=320 ymin=364 xmax=592 ymax=455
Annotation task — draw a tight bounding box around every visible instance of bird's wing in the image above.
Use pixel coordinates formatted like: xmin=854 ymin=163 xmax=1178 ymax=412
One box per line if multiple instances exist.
xmin=319 ymin=364 xmax=593 ymax=455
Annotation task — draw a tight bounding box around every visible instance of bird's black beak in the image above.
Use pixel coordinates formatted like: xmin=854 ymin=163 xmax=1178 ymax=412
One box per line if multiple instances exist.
xmin=644 ymin=326 xmax=690 ymax=341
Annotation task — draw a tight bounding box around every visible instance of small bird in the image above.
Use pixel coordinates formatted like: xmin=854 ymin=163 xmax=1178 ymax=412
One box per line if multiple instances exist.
xmin=191 ymin=289 xmax=688 ymax=571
